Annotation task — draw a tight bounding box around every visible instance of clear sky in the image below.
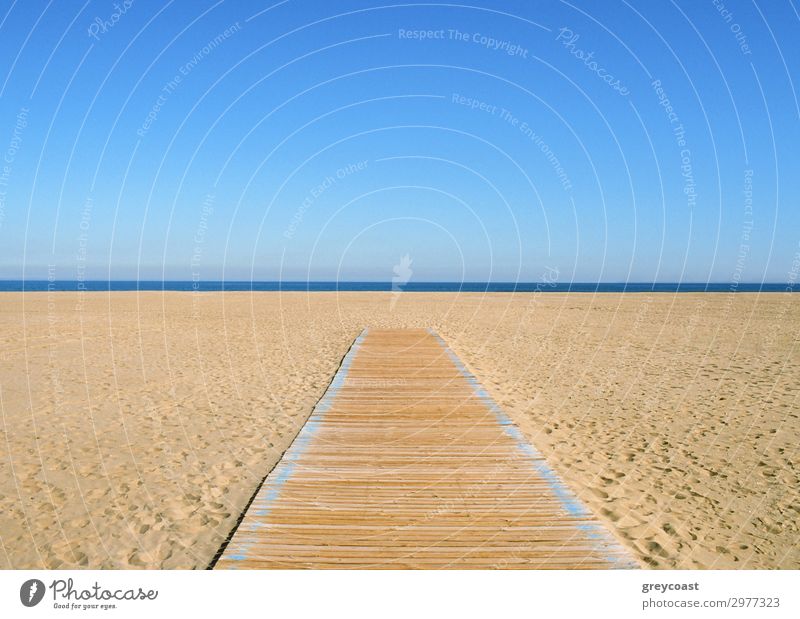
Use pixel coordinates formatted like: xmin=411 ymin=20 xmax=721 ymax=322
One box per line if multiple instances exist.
xmin=0 ymin=0 xmax=798 ymax=283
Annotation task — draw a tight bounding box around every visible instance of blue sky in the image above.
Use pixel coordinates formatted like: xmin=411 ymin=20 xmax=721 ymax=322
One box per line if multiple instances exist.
xmin=0 ymin=0 xmax=798 ymax=282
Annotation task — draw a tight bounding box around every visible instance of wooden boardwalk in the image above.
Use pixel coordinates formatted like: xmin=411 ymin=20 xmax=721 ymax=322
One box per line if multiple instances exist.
xmin=215 ymin=328 xmax=638 ymax=569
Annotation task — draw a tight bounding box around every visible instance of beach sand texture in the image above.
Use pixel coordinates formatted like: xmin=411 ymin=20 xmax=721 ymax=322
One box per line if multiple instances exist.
xmin=0 ymin=292 xmax=798 ymax=569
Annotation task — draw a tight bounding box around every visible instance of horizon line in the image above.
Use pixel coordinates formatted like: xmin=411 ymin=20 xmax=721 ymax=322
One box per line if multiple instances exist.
xmin=0 ymin=279 xmax=793 ymax=285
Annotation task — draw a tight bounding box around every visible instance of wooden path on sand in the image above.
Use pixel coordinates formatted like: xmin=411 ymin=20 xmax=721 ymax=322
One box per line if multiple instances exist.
xmin=215 ymin=328 xmax=638 ymax=569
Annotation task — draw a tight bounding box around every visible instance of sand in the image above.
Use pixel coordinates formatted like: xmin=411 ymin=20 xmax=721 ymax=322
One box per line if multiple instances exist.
xmin=0 ymin=291 xmax=797 ymax=569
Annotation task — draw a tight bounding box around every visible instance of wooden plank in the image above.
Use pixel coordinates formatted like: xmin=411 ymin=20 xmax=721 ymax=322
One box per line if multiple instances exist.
xmin=214 ymin=328 xmax=638 ymax=569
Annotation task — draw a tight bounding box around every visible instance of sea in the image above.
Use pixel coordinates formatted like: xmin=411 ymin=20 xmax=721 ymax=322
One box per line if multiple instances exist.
xmin=0 ymin=281 xmax=793 ymax=292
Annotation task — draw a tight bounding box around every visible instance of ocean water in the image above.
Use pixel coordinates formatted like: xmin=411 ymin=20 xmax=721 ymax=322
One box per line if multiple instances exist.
xmin=0 ymin=281 xmax=793 ymax=293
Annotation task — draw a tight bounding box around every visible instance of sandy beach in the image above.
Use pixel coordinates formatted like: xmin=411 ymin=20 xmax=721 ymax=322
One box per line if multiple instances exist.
xmin=0 ymin=291 xmax=797 ymax=569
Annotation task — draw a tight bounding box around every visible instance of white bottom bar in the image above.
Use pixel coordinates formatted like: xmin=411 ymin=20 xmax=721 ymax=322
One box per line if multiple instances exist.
xmin=1 ymin=570 xmax=797 ymax=618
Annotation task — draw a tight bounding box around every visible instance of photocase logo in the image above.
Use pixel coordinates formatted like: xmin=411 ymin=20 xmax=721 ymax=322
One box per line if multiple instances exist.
xmin=390 ymin=254 xmax=413 ymax=310
xmin=20 ymin=579 xmax=45 ymax=607
xmin=16 ymin=577 xmax=159 ymax=610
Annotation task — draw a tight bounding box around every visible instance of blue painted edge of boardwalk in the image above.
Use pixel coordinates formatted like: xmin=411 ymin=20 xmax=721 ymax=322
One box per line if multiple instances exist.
xmin=425 ymin=328 xmax=640 ymax=569
xmin=222 ymin=328 xmax=370 ymax=564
